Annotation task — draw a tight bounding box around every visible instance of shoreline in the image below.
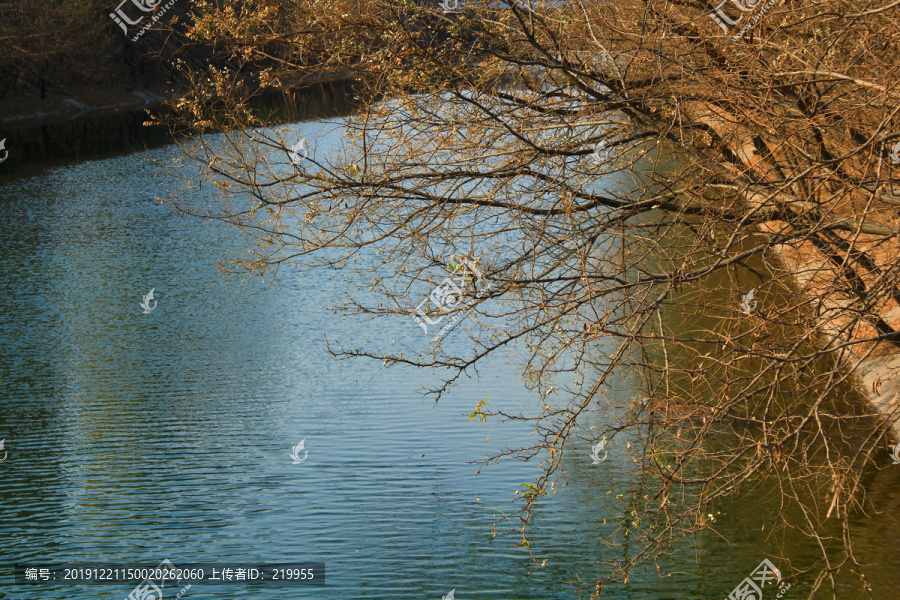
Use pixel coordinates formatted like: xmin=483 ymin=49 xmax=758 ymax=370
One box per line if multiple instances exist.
xmin=684 ymin=100 xmax=900 ymax=439
xmin=0 ymin=70 xmax=356 ymax=166
xmin=0 ymin=70 xmax=355 ymax=131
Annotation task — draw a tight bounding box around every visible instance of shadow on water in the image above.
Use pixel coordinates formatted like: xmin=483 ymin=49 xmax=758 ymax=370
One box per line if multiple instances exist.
xmin=620 ymin=151 xmax=900 ymax=598
xmin=0 ymin=79 xmax=361 ymax=179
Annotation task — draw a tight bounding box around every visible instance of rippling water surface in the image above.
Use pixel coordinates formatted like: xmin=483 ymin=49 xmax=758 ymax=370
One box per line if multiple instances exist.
xmin=2 ymin=103 xmax=900 ymax=600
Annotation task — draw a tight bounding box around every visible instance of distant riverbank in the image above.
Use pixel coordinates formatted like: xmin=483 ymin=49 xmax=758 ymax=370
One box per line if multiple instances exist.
xmin=0 ymin=70 xmax=355 ymax=167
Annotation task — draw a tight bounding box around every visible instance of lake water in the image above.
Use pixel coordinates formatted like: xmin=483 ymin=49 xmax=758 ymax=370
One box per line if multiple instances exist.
xmin=1 ymin=90 xmax=899 ymax=600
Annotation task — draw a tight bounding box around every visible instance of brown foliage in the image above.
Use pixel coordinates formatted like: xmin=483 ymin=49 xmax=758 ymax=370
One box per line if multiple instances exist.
xmin=162 ymin=0 xmax=900 ymax=597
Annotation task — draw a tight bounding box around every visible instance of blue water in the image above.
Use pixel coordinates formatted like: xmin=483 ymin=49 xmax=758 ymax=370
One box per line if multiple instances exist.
xmin=1 ymin=112 xmax=898 ymax=600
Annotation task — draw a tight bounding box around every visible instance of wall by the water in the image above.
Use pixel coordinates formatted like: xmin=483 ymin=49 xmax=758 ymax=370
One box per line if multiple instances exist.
xmin=0 ymin=74 xmax=357 ymax=169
